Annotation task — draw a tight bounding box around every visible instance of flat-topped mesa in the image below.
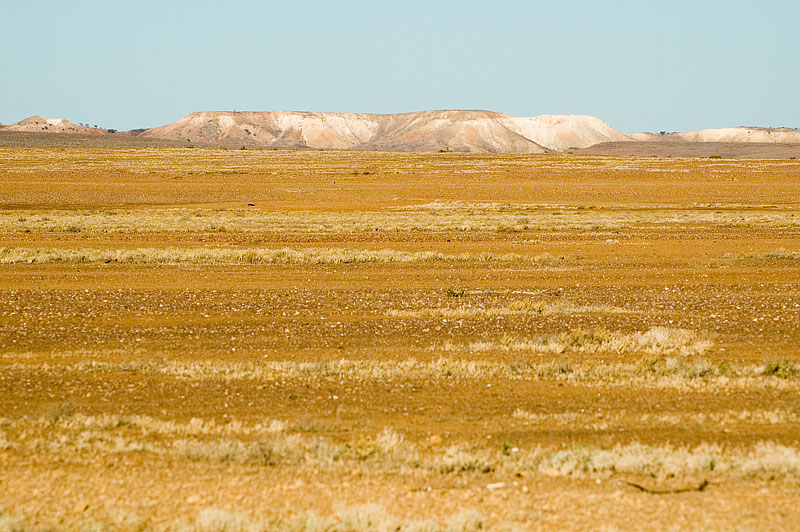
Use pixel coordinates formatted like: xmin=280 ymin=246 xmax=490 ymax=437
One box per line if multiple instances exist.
xmin=138 ymin=110 xmax=632 ymax=152
xmin=1 ymin=116 xmax=108 ymax=135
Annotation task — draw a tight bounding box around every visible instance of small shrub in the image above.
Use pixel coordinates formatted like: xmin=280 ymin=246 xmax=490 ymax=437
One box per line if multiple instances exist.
xmin=565 ymin=328 xmax=613 ymax=348
xmin=500 ymin=441 xmax=516 ymax=456
xmin=507 ymin=299 xmax=548 ymax=314
xmin=496 ymin=224 xmax=522 ymax=233
xmin=49 ymin=402 xmax=77 ymax=422
xmin=636 ymin=355 xmax=661 ymax=375
xmin=762 ymin=360 xmax=797 ymax=378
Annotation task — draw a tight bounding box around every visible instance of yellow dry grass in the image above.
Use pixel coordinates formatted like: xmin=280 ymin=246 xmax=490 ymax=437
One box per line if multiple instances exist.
xmin=0 ymin=247 xmax=549 ymax=265
xmin=2 ymin=206 xmax=800 ymax=235
xmin=3 ymin=413 xmax=800 ymax=481
xmin=386 ymin=299 xmax=631 ymax=318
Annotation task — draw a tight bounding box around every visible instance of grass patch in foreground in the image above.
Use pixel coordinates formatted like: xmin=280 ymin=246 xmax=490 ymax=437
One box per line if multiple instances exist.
xmin=3 ymin=414 xmax=800 ymax=481
xmin=762 ymin=359 xmax=798 ymax=378
xmin=5 ymin=205 xmax=799 ymax=234
xmin=0 ymin=506 xmax=490 ymax=532
xmin=10 ymin=354 xmax=798 ymax=390
xmin=724 ymin=248 xmax=800 ymax=261
xmin=387 ymin=299 xmax=631 ymax=318
xmin=0 ymin=247 xmax=565 ymax=266
xmin=442 ymin=327 xmax=712 ymax=356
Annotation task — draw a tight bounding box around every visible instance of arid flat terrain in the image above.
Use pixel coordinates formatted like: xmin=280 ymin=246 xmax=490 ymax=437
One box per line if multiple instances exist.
xmin=580 ymin=140 xmax=800 ymax=159
xmin=0 ymin=131 xmax=204 ymax=150
xmin=1 ymin=149 xmax=800 ymax=531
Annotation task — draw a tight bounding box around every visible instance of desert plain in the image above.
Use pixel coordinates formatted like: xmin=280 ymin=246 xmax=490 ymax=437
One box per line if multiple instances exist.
xmin=1 ymin=148 xmax=800 ymax=531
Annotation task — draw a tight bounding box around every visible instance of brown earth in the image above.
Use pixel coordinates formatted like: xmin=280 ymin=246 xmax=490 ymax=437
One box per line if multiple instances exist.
xmin=580 ymin=140 xmax=800 ymax=159
xmin=1 ymin=149 xmax=799 ymax=531
xmin=0 ymin=131 xmax=210 ymax=149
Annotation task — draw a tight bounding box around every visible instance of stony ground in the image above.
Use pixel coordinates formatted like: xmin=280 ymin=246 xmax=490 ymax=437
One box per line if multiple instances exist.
xmin=1 ymin=149 xmax=799 ymax=531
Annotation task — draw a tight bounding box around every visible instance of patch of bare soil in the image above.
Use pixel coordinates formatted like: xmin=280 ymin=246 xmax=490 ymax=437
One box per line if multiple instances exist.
xmin=579 ymin=140 xmax=800 ymax=159
xmin=1 ymin=150 xmax=799 ymax=531
xmin=0 ymin=131 xmax=211 ymax=149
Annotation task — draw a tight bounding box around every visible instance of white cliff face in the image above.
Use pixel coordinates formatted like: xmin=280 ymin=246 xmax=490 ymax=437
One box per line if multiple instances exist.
xmin=502 ymin=114 xmax=634 ymax=151
xmin=142 ymin=111 xmax=385 ymax=150
xmin=138 ymin=110 xmax=633 ymax=152
xmin=360 ymin=111 xmax=549 ymax=153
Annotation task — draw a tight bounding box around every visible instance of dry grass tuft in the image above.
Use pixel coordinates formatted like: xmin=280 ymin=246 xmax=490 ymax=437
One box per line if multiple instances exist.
xmin=427 ymin=445 xmax=494 ymax=474
xmin=725 ymin=248 xmax=800 ymax=261
xmin=531 ymin=441 xmax=800 ymax=479
xmin=446 ymin=327 xmax=712 ymax=356
xmin=512 ymin=407 xmax=800 ymax=431
xmin=36 ymin=413 xmax=287 ymax=437
xmin=762 ymin=359 xmax=798 ymax=378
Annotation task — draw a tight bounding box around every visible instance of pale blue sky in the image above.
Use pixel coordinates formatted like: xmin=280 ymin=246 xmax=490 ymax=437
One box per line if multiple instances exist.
xmin=2 ymin=0 xmax=798 ymax=132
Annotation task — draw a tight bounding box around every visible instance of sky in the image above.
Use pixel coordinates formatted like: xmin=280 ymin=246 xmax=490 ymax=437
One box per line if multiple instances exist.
xmin=2 ymin=0 xmax=798 ymax=132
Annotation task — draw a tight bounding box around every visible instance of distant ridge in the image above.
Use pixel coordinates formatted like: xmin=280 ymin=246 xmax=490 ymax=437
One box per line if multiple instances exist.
xmin=3 ymin=112 xmax=800 ymax=154
xmin=1 ymin=116 xmax=108 ymax=135
xmin=137 ymin=110 xmax=632 ymax=153
xmin=632 ymin=126 xmax=800 ymax=144
xmin=675 ymin=127 xmax=800 ymax=143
